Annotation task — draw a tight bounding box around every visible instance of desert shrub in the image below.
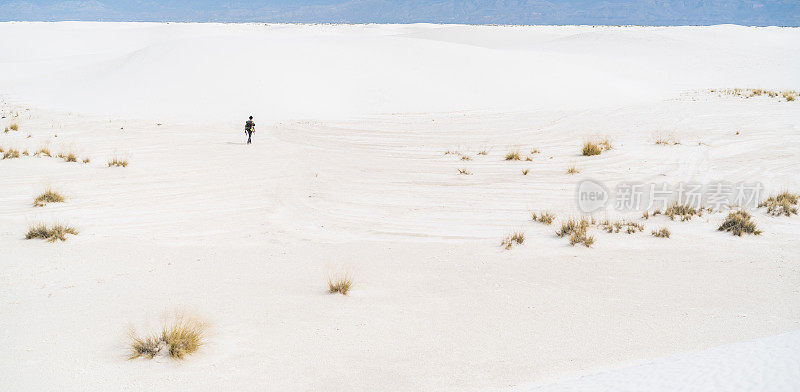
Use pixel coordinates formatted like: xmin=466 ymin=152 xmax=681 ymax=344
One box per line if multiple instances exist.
xmin=82 ymin=157 xmax=90 ymax=163
xmin=651 ymin=227 xmax=671 ymax=238
xmin=718 ymin=210 xmax=761 ymax=236
xmin=0 ymin=146 xmax=3 ymax=153
xmin=582 ymin=141 xmax=602 ymax=156
xmin=61 ymin=152 xmax=77 ymax=162
xmin=530 ymin=148 xmax=540 ymax=154
xmin=328 ymin=274 xmax=353 ymax=295
xmin=501 ymin=232 xmax=525 ymax=250
xmin=531 ymin=211 xmax=555 ymax=225
xmin=642 ymin=211 xmax=649 ymax=219
xmin=36 ymin=147 xmax=51 ymax=157
xmin=601 ymin=220 xmax=644 ymax=234
xmin=108 ymin=157 xmax=128 ymax=167
xmin=460 ymin=155 xmax=471 ymax=160
xmin=556 ymin=217 xmax=594 ymax=247
xmin=522 ymin=168 xmax=529 ymax=175
xmin=582 ymin=138 xmax=611 ymax=156
xmin=782 ymin=91 xmax=797 ymax=101
xmin=25 ymin=223 xmax=78 ymax=242
xmin=457 ymin=168 xmax=472 ymax=175
xmin=3 ymin=148 xmax=20 ymax=159
xmin=34 ymin=189 xmax=65 ymax=207
xmin=9 ymin=123 xmax=18 ymax=131
xmin=664 ymin=201 xmax=700 ymax=221
xmin=129 ymin=317 xmax=206 ymax=360
xmin=567 ymin=165 xmax=579 ymax=174
xmin=759 ymin=191 xmax=798 ymax=217
xmin=22 ymin=150 xmax=29 ymax=156
xmin=505 ymin=151 xmax=521 ymax=161
xmin=478 ymin=150 xmax=488 ymax=155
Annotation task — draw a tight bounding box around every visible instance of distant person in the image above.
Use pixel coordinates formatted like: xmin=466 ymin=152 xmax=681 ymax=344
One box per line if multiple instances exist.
xmin=245 ymin=116 xmax=255 ymax=144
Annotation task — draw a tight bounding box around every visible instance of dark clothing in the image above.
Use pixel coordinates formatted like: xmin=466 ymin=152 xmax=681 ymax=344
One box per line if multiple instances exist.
xmin=246 ymin=130 xmax=253 ymax=144
xmin=245 ymin=120 xmax=255 ymax=131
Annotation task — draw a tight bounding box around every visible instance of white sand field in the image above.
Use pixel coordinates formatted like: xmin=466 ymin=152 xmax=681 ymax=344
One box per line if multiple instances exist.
xmin=1 ymin=22 xmax=799 ymax=391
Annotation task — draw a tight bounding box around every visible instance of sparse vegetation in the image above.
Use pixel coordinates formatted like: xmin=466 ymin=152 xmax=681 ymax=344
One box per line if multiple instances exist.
xmin=7 ymin=123 xmax=18 ymax=132
xmin=25 ymin=223 xmax=78 ymax=242
xmin=600 ymin=220 xmax=644 ymax=234
xmin=651 ymin=227 xmax=671 ymax=238
xmin=654 ymin=133 xmax=680 ymax=145
xmin=460 ymin=155 xmax=471 ymax=161
xmin=530 ymin=148 xmax=540 ymax=154
xmin=108 ymin=157 xmax=129 ymax=167
xmin=522 ymin=168 xmax=529 ymax=175
xmin=718 ymin=210 xmax=761 ymax=236
xmin=34 ymin=189 xmax=65 ymax=207
xmin=531 ymin=211 xmax=555 ymax=225
xmin=457 ymin=168 xmax=472 ymax=175
xmin=477 ymin=150 xmax=488 ymax=156
xmin=36 ymin=147 xmax=51 ymax=157
xmin=3 ymin=148 xmax=20 ymax=159
xmin=82 ymin=157 xmax=90 ymax=163
xmin=501 ymin=231 xmax=525 ymax=250
xmin=557 ymin=217 xmax=594 ymax=247
xmin=505 ymin=150 xmax=521 ymax=161
xmin=664 ymin=201 xmax=700 ymax=221
xmin=759 ymin=191 xmax=798 ymax=217
xmin=129 ymin=317 xmax=206 ymax=360
xmin=567 ymin=165 xmax=579 ymax=174
xmin=60 ymin=152 xmax=77 ymax=162
xmin=582 ymin=138 xmax=612 ymax=156
xmin=328 ymin=274 xmax=353 ymax=295
xmin=711 ymin=88 xmax=798 ymax=102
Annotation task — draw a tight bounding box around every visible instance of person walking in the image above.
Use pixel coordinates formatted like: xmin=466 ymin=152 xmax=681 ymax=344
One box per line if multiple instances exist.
xmin=245 ymin=116 xmax=255 ymax=144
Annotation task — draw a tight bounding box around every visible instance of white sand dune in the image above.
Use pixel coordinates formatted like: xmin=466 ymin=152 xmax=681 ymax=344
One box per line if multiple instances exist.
xmin=0 ymin=22 xmax=799 ymax=391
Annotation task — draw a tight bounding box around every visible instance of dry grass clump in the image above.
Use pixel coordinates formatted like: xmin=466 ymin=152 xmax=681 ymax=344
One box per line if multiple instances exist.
xmin=34 ymin=189 xmax=66 ymax=207
xmin=5 ymin=123 xmax=19 ymax=132
xmin=522 ymin=168 xmax=530 ymax=175
xmin=505 ymin=150 xmax=522 ymax=161
xmin=567 ymin=165 xmax=579 ymax=174
xmin=3 ymin=148 xmax=20 ymax=159
xmin=108 ymin=157 xmax=129 ymax=167
xmin=501 ymin=231 xmax=525 ymax=250
xmin=654 ymin=133 xmax=680 ymax=145
xmin=460 ymin=155 xmax=472 ymax=160
xmin=651 ymin=227 xmax=671 ymax=238
xmin=530 ymin=148 xmax=540 ymax=154
xmin=25 ymin=223 xmax=78 ymax=242
xmin=129 ymin=317 xmax=206 ymax=360
xmin=711 ymin=88 xmax=797 ymax=102
xmin=478 ymin=149 xmax=488 ymax=155
xmin=328 ymin=274 xmax=353 ymax=295
xmin=59 ymin=152 xmax=77 ymax=162
xmin=82 ymin=157 xmax=90 ymax=163
xmin=557 ymin=217 xmax=594 ymax=247
xmin=22 ymin=150 xmax=29 ymax=156
xmin=457 ymin=168 xmax=472 ymax=175
xmin=664 ymin=201 xmax=701 ymax=221
xmin=759 ymin=191 xmax=798 ymax=217
xmin=600 ymin=220 xmax=644 ymax=234
xmin=36 ymin=147 xmax=51 ymax=157
xmin=531 ymin=211 xmax=555 ymax=225
xmin=718 ymin=210 xmax=761 ymax=236
xmin=581 ymin=138 xmax=612 ymax=156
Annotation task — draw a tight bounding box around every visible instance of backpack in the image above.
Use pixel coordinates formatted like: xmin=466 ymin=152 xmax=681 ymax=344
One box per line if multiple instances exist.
xmin=245 ymin=120 xmax=254 ymax=131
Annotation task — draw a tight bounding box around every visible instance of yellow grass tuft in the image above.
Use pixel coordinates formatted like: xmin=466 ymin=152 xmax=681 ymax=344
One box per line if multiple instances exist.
xmin=82 ymin=157 xmax=90 ymax=163
xmin=582 ymin=138 xmax=612 ymax=156
xmin=651 ymin=227 xmax=671 ymax=238
xmin=25 ymin=223 xmax=78 ymax=242
xmin=328 ymin=274 xmax=353 ymax=295
xmin=61 ymin=152 xmax=77 ymax=162
xmin=457 ymin=168 xmax=472 ymax=175
xmin=557 ymin=217 xmax=594 ymax=247
xmin=664 ymin=201 xmax=700 ymax=221
xmin=522 ymin=168 xmax=529 ymax=175
xmin=36 ymin=147 xmax=51 ymax=157
xmin=3 ymin=148 xmax=20 ymax=159
xmin=759 ymin=191 xmax=798 ymax=217
xmin=505 ymin=150 xmax=521 ymax=161
xmin=129 ymin=317 xmax=206 ymax=360
xmin=477 ymin=150 xmax=488 ymax=155
xmin=501 ymin=231 xmax=525 ymax=250
xmin=108 ymin=157 xmax=129 ymax=167
xmin=567 ymin=165 xmax=579 ymax=174
xmin=718 ymin=210 xmax=761 ymax=236
xmin=34 ymin=189 xmax=66 ymax=207
xmin=531 ymin=211 xmax=555 ymax=225
xmin=9 ymin=123 xmax=18 ymax=131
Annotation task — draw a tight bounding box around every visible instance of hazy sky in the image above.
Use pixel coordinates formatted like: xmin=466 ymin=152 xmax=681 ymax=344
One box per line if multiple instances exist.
xmin=2 ymin=0 xmax=799 ymax=26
